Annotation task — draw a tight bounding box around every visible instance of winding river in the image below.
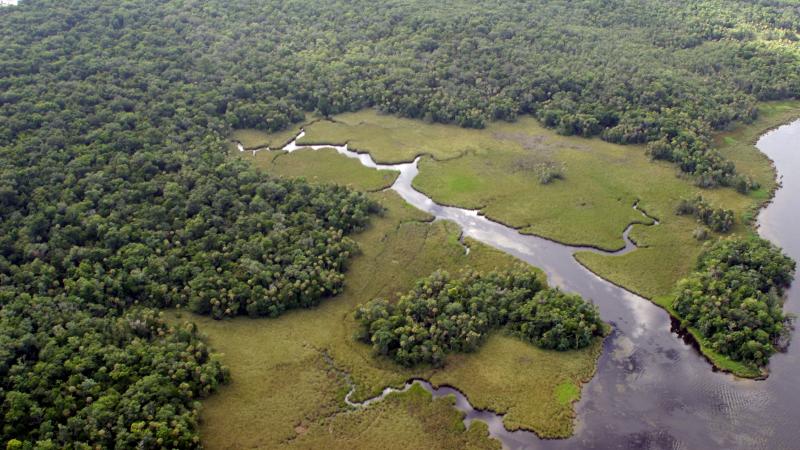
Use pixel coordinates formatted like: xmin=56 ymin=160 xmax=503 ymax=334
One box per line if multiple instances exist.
xmin=243 ymin=120 xmax=800 ymax=450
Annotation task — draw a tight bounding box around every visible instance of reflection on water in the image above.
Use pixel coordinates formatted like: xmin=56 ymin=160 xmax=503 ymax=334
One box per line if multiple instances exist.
xmin=240 ymin=121 xmax=800 ymax=449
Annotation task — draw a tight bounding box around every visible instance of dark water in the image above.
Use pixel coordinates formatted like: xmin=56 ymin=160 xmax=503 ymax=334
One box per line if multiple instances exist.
xmin=264 ymin=120 xmax=800 ymax=449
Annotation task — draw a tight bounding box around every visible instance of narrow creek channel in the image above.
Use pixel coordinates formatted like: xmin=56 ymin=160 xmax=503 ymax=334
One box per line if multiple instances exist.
xmin=242 ymin=121 xmax=800 ymax=450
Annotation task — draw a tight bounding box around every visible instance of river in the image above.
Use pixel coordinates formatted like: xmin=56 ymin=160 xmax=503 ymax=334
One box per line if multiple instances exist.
xmin=246 ymin=119 xmax=800 ymax=449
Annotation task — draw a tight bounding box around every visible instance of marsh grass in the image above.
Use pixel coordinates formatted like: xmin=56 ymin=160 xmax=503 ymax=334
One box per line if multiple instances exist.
xmin=289 ymin=384 xmax=501 ymax=450
xmin=173 ymin=187 xmax=601 ymax=448
xmin=204 ymin=100 xmax=800 ymax=444
xmin=236 ymin=147 xmax=399 ymax=192
xmin=231 ymin=114 xmax=316 ymax=149
xmin=554 ymin=382 xmax=581 ymax=406
xmin=299 ymin=111 xmax=492 ymax=163
xmin=301 ymin=110 xmax=756 ymax=258
xmin=294 ymin=103 xmax=799 ymax=377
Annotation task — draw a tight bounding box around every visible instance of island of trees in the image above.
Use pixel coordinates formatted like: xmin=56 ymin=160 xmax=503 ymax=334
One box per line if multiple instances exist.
xmin=673 ymin=237 xmax=795 ymax=369
xmin=355 ymin=269 xmax=604 ymax=366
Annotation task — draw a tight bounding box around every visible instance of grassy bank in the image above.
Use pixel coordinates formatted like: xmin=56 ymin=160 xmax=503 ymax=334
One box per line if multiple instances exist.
xmin=231 ymin=117 xmax=309 ymax=149
xmin=235 ymin=146 xmax=399 ymax=192
xmin=173 ymin=160 xmax=602 ymax=448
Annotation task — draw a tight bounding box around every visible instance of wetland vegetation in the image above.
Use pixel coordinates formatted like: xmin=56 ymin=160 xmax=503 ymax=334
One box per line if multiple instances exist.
xmin=170 ymin=191 xmax=604 ymax=447
xmin=242 ymin=101 xmax=800 ymax=380
xmin=2 ymin=0 xmax=800 ymax=448
xmin=220 ymin=103 xmax=799 ymax=448
xmin=287 ymin=107 xmax=792 ymax=299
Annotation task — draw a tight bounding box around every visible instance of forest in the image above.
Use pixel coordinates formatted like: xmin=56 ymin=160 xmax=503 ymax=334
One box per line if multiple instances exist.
xmin=1 ymin=0 xmax=799 ymax=447
xmin=2 ymin=1 xmax=800 ymax=187
xmin=355 ymin=269 xmax=604 ymax=366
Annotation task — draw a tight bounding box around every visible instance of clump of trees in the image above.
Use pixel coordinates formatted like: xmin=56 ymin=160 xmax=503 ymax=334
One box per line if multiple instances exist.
xmin=355 ymin=269 xmax=603 ymax=366
xmin=643 ymin=132 xmax=765 ymax=189
xmin=673 ymin=237 xmax=796 ymax=367
xmin=508 ymin=289 xmax=603 ymax=350
xmin=676 ymin=195 xmax=735 ymax=233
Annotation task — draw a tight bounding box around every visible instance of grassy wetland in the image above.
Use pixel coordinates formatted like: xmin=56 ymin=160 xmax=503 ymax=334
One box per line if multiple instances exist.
xmin=238 ymin=146 xmax=399 ymax=192
xmin=229 ymin=102 xmax=800 ymax=382
xmin=313 ymin=108 xmax=795 ymax=279
xmin=185 ymin=100 xmax=800 ymax=449
xmin=293 ymin=108 xmax=789 ymax=302
xmin=174 ymin=188 xmax=602 ymax=448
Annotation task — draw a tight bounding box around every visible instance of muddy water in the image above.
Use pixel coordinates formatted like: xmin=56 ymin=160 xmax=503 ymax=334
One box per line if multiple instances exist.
xmin=250 ymin=121 xmax=800 ymax=449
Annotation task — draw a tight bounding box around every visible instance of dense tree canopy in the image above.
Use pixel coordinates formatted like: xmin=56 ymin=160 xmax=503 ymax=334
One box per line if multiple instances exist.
xmin=0 ymin=1 xmax=381 ymax=447
xmin=674 ymin=237 xmax=795 ymax=367
xmin=355 ymin=269 xmax=604 ymax=366
xmin=508 ymin=289 xmax=604 ymax=351
xmin=2 ymin=1 xmax=800 ymax=188
xmin=1 ymin=305 xmax=227 ymax=449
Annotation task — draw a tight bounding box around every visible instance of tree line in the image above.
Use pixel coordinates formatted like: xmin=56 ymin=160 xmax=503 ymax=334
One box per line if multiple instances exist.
xmin=3 ymin=1 xmax=799 ymax=189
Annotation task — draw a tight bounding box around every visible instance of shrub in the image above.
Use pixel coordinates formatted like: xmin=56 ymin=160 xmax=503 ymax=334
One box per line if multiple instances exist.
xmin=536 ymin=162 xmax=566 ymax=185
xmin=675 ymin=195 xmax=735 ymax=233
xmin=692 ymin=227 xmax=710 ymax=241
